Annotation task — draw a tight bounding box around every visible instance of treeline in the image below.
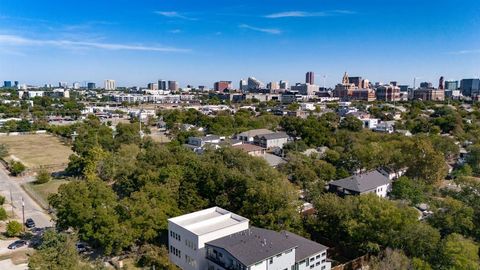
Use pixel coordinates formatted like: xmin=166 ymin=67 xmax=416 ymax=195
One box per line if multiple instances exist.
xmin=42 ymin=104 xmax=480 ymax=269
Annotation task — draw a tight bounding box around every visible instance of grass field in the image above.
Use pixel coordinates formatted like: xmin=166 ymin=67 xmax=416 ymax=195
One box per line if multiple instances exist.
xmin=0 ymin=134 xmax=72 ymax=169
xmin=24 ymin=180 xmax=69 ymax=209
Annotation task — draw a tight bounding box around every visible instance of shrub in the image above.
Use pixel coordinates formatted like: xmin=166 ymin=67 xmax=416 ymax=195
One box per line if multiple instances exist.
xmin=35 ymin=168 xmax=51 ymax=184
xmin=0 ymin=195 xmax=5 ymax=205
xmin=0 ymin=207 xmax=7 ymax=220
xmin=6 ymin=220 xmax=22 ymax=237
xmin=10 ymin=161 xmax=26 ymax=176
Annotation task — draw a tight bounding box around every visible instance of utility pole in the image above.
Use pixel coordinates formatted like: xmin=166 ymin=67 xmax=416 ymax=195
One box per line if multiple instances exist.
xmin=21 ymin=197 xmax=25 ymax=231
xmin=10 ymin=189 xmax=13 ymax=217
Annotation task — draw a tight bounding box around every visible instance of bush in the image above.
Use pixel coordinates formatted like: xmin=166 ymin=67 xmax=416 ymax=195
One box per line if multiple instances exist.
xmin=9 ymin=161 xmax=26 ymax=176
xmin=0 ymin=208 xmax=7 ymax=220
xmin=35 ymin=169 xmax=51 ymax=184
xmin=0 ymin=195 xmax=5 ymax=205
xmin=6 ymin=220 xmax=22 ymax=237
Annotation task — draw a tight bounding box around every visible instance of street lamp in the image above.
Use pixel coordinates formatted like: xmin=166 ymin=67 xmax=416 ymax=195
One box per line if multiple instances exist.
xmin=21 ymin=197 xmax=25 ymax=232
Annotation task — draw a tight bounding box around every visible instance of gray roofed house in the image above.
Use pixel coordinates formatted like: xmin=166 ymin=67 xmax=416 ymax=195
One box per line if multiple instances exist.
xmin=328 ymin=170 xmax=392 ymax=198
xmin=236 ymin=129 xmax=274 ymax=142
xmin=254 ymin=132 xmax=289 ymax=149
xmin=206 ymin=227 xmax=297 ymax=267
xmin=205 ymin=227 xmax=330 ymax=270
xmin=279 ymin=231 xmax=328 ymax=262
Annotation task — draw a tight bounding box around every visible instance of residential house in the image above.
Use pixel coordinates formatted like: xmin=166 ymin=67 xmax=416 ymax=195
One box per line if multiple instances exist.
xmin=236 ymin=129 xmax=274 ymax=143
xmin=232 ymin=144 xmax=265 ymax=157
xmin=254 ymin=132 xmax=289 ymax=149
xmin=168 ymin=207 xmax=331 ymax=270
xmin=328 ymin=170 xmax=392 ymax=198
xmin=205 ymin=228 xmax=331 ymax=270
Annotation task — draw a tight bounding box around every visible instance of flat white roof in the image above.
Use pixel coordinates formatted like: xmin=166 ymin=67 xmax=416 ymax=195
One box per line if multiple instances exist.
xmin=168 ymin=207 xmax=249 ymax=236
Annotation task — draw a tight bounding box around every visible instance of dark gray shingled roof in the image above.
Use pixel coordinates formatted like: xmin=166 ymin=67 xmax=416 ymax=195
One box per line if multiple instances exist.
xmin=206 ymin=227 xmax=297 ymax=266
xmin=257 ymin=132 xmax=289 ymax=140
xmin=279 ymin=231 xmax=328 ymax=261
xmin=206 ymin=227 xmax=328 ymax=266
xmin=329 ymin=170 xmax=391 ymax=193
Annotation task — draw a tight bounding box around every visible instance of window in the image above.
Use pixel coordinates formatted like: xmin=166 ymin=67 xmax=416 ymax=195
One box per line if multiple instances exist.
xmin=310 ymin=258 xmax=315 ymax=262
xmin=310 ymin=265 xmax=314 ymax=269
xmin=316 ymin=262 xmax=320 ymax=266
xmin=270 ymin=258 xmax=273 ymax=264
xmin=316 ymin=255 xmax=320 ymax=259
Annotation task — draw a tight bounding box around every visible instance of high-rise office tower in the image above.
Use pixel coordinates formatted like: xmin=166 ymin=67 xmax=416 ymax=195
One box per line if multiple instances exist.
xmin=214 ymin=81 xmax=232 ymax=92
xmin=87 ymin=82 xmax=96 ymax=90
xmin=348 ymin=77 xmax=362 ymax=87
xmin=72 ymin=82 xmax=80 ymax=89
xmin=3 ymin=81 xmax=12 ymax=88
xmin=445 ymin=81 xmax=458 ymax=91
xmin=158 ymin=80 xmax=167 ymax=90
xmin=239 ymin=79 xmax=247 ymax=92
xmin=168 ymin=80 xmax=179 ymax=91
xmin=279 ymin=80 xmax=289 ymax=90
xmin=439 ymin=76 xmax=445 ymax=90
xmin=104 ymin=80 xmax=116 ymax=90
xmin=460 ymin=79 xmax=480 ymax=96
xmin=247 ymin=77 xmax=264 ymax=90
xmin=306 ymin=71 xmax=314 ymax=85
xmin=267 ymin=81 xmax=279 ymax=90
xmin=148 ymin=83 xmax=158 ymax=90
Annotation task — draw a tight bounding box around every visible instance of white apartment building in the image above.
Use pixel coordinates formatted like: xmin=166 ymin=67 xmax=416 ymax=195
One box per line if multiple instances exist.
xmin=168 ymin=207 xmax=250 ymax=270
xmin=169 ymin=207 xmax=331 ymax=270
xmin=104 ymin=79 xmax=116 ymax=90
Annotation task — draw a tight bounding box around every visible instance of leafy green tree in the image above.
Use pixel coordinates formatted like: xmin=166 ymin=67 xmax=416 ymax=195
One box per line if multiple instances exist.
xmin=437 ymin=233 xmax=479 ymax=270
xmin=390 ymin=176 xmax=427 ymax=205
xmin=0 ymin=143 xmax=9 ymax=158
xmin=369 ymin=249 xmax=413 ymax=270
xmin=429 ymin=197 xmax=474 ymax=236
xmin=339 ymin=115 xmax=363 ymax=132
xmin=404 ymin=138 xmax=448 ymax=185
xmin=49 ymin=179 xmax=133 ymax=255
xmin=6 ymin=220 xmax=22 ymax=237
xmin=0 ymin=207 xmax=7 ymax=220
xmin=9 ymin=161 xmax=26 ymax=176
xmin=35 ymin=168 xmax=51 ymax=184
xmin=28 ymin=230 xmax=82 ymax=270
xmin=137 ymin=244 xmax=178 ymax=270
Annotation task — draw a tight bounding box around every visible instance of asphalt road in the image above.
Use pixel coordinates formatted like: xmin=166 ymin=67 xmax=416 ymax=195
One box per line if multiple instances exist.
xmin=0 ymin=167 xmax=53 ymax=228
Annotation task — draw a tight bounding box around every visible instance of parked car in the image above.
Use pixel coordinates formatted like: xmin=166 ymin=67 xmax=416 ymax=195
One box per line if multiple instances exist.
xmin=76 ymin=242 xmax=89 ymax=253
xmin=8 ymin=240 xmax=27 ymax=250
xmin=25 ymin=218 xmax=35 ymax=229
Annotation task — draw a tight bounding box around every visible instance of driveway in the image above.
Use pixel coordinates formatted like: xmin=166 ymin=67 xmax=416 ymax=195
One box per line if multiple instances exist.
xmin=0 ymin=167 xmax=53 ymax=228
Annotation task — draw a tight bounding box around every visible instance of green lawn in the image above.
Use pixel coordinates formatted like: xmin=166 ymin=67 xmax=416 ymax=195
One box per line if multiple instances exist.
xmin=24 ymin=180 xmax=68 ymax=209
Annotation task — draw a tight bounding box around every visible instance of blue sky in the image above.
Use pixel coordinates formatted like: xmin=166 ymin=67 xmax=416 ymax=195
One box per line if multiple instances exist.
xmin=0 ymin=0 xmax=479 ymax=88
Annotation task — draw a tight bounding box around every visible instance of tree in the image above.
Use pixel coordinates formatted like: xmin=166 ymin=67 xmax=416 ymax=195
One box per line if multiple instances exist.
xmin=390 ymin=176 xmax=427 ymax=205
xmin=137 ymin=244 xmax=178 ymax=270
xmin=6 ymin=220 xmax=22 ymax=237
xmin=35 ymin=168 xmax=51 ymax=184
xmin=0 ymin=143 xmax=9 ymax=158
xmin=369 ymin=249 xmax=413 ymax=270
xmin=28 ymin=230 xmax=82 ymax=270
xmin=0 ymin=207 xmax=7 ymax=220
xmin=339 ymin=115 xmax=363 ymax=132
xmin=49 ymin=179 xmax=133 ymax=255
xmin=9 ymin=160 xmax=26 ymax=176
xmin=404 ymin=138 xmax=448 ymax=185
xmin=429 ymin=197 xmax=474 ymax=236
xmin=0 ymin=195 xmax=5 ymax=205
xmin=437 ymin=233 xmax=480 ymax=270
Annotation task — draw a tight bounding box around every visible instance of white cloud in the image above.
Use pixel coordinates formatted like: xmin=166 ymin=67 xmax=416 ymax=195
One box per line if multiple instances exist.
xmin=0 ymin=34 xmax=190 ymax=52
xmin=154 ymin=11 xmax=196 ymax=20
xmin=169 ymin=29 xmax=182 ymax=34
xmin=238 ymin=24 xmax=282 ymax=34
xmin=265 ymin=10 xmax=355 ymax=18
xmin=449 ymin=49 xmax=480 ymax=55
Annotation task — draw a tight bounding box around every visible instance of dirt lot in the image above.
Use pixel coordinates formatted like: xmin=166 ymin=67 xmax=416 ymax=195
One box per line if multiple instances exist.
xmin=0 ymin=134 xmax=72 ymax=170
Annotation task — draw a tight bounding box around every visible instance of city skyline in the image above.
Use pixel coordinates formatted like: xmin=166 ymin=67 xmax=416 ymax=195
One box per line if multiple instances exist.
xmin=0 ymin=0 xmax=479 ymax=87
